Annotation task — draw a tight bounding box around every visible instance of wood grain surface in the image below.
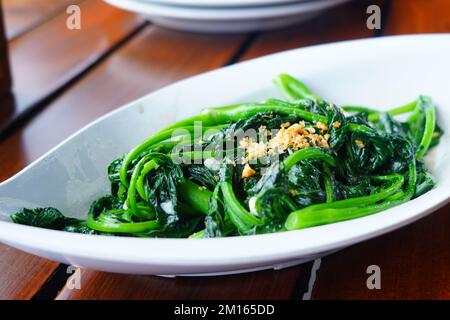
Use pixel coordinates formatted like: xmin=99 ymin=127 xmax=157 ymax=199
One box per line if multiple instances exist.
xmin=385 ymin=0 xmax=450 ymax=34
xmin=0 ymin=245 xmax=59 ymax=300
xmin=1 ymin=0 xmax=145 ymax=134
xmin=2 ymin=0 xmax=80 ymax=40
xmin=56 ymin=266 xmax=309 ymax=300
xmin=312 ymin=205 xmax=450 ymax=299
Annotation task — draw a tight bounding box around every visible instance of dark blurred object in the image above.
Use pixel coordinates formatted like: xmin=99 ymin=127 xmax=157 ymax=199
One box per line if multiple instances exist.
xmin=0 ymin=1 xmax=14 ymax=134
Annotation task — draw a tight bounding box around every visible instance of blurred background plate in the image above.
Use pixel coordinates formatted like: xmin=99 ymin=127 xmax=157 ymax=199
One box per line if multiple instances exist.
xmin=140 ymin=0 xmax=311 ymax=8
xmin=104 ymin=0 xmax=351 ymax=33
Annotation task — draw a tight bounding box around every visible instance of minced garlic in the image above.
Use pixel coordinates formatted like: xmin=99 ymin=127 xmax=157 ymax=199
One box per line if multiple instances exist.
xmin=355 ymin=140 xmax=365 ymax=149
xmin=315 ymin=122 xmax=329 ymax=131
xmin=239 ymin=137 xmax=251 ymax=148
xmin=242 ymin=164 xmax=256 ymax=178
xmin=332 ymin=121 xmax=341 ymax=128
xmin=240 ymin=120 xmax=331 ymax=163
xmin=246 ymin=141 xmax=267 ymax=161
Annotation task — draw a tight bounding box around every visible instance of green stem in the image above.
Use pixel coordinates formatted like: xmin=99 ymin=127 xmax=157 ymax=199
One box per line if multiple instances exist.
xmin=120 ymin=124 xmax=226 ymax=187
xmin=135 ymin=160 xmax=159 ymax=201
xmin=404 ymin=160 xmax=417 ymax=199
xmin=221 ymin=180 xmax=260 ymax=233
xmin=343 ymin=100 xmax=417 ymax=122
xmin=415 ymin=97 xmax=436 ymax=159
xmin=120 ymin=129 xmax=181 ymax=187
xmin=285 ymin=174 xmax=405 ymax=230
xmin=323 ymin=166 xmax=334 ymax=203
xmin=348 ymin=123 xmax=374 ymax=134
xmin=285 ymin=197 xmax=405 ymax=230
xmin=126 ymin=155 xmax=154 ymax=218
xmin=202 ymin=103 xmax=328 ymax=124
xmin=283 ymin=147 xmax=336 ymax=171
xmin=273 ymin=73 xmax=319 ymax=101
xmin=177 ymin=180 xmax=212 ymax=215
xmin=169 ymin=150 xmax=217 ymax=162
xmin=188 ymin=229 xmax=206 ymax=239
xmin=87 ymin=211 xmax=160 ymax=233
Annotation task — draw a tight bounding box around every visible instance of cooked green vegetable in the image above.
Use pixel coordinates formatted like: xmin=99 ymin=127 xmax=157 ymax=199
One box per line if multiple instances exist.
xmin=10 ymin=74 xmax=442 ymax=237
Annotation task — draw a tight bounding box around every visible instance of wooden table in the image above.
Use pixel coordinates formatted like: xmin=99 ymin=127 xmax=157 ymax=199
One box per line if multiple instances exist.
xmin=0 ymin=0 xmax=449 ymax=300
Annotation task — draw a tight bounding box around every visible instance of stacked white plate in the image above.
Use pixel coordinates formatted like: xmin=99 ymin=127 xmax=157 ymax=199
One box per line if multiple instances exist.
xmin=104 ymin=0 xmax=352 ymax=33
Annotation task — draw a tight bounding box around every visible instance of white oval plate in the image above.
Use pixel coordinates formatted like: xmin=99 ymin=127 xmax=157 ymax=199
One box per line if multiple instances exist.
xmin=104 ymin=0 xmax=350 ymax=33
xmin=0 ymin=35 xmax=449 ymax=276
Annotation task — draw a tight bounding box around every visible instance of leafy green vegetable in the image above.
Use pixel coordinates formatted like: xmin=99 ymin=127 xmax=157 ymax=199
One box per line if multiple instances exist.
xmin=10 ymin=74 xmax=442 ymax=238
xmin=11 ymin=207 xmax=71 ymax=230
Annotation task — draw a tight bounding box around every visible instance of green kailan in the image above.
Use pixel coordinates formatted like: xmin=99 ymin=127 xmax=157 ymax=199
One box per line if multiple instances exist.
xmin=10 ymin=74 xmax=442 ymax=237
